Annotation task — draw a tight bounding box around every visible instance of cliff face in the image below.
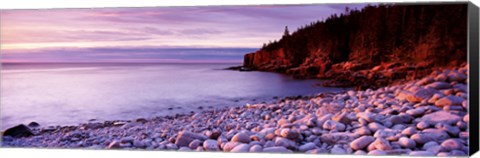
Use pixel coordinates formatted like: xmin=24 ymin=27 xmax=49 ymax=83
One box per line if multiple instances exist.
xmin=243 ymin=4 xmax=468 ymax=89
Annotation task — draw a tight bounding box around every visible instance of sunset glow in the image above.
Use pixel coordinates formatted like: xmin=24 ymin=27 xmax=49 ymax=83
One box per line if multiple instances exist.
xmin=1 ymin=4 xmax=366 ymax=62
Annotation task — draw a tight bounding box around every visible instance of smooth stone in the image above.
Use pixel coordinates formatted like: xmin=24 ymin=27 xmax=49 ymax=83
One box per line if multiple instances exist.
xmin=435 ymin=96 xmax=464 ymax=107
xmin=279 ymin=128 xmax=299 ymax=139
xmin=274 ymin=137 xmax=297 ymax=149
xmin=406 ymin=89 xmax=436 ymax=103
xmin=416 ymin=121 xmax=430 ymax=130
xmin=356 ymin=112 xmax=376 ymax=122
xmin=323 ymin=120 xmax=346 ymax=132
xmin=299 ymin=142 xmax=317 ymax=152
xmin=223 ymin=142 xmax=241 ymax=152
xmin=330 ymin=146 xmax=346 ymax=154
xmin=27 ymin=122 xmax=40 ymax=128
xmin=368 ymin=122 xmax=385 ymax=132
xmin=426 ymin=145 xmax=443 ymax=154
xmin=387 ymin=114 xmax=413 ymax=124
xmin=401 ymin=127 xmax=417 ymax=136
xmin=107 ymin=140 xmax=121 ymax=149
xmin=354 ymin=150 xmax=367 ymax=155
xmin=368 ymin=150 xmax=387 ymax=155
xmin=423 ymin=141 xmax=440 ymax=150
xmin=440 ymin=139 xmax=462 ymax=151
xmin=406 ymin=108 xmax=425 ymax=117
xmin=409 ymin=151 xmax=435 ymax=156
xmin=354 ymin=126 xmax=371 ymax=136
xmin=133 ymin=140 xmax=146 ymax=148
xmin=262 ymin=146 xmax=292 ymax=153
xmin=426 ymin=82 xmax=451 ymax=90
xmin=398 ymin=137 xmax=416 ymax=149
xmin=203 ymin=139 xmax=219 ymax=151
xmin=450 ymin=150 xmax=466 ymax=156
xmin=320 ymin=132 xmax=359 ymax=145
xmin=231 ymin=132 xmax=251 ymax=143
xmin=230 ymin=143 xmax=250 ymax=152
xmin=306 ymin=148 xmax=328 ymax=154
xmin=249 ymin=144 xmax=263 ymax=152
xmin=421 ymin=111 xmax=461 ymax=125
xmin=188 ymin=139 xmax=202 ymax=149
xmin=120 ymin=137 xmax=134 ymax=144
xmin=178 ymin=147 xmax=191 ymax=151
xmin=175 ymin=131 xmax=207 ymax=147
xmin=372 ymin=138 xmax=392 ymax=150
xmin=350 ymin=136 xmax=375 ymax=150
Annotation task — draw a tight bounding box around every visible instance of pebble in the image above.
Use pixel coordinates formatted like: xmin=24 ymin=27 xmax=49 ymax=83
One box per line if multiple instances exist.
xmin=203 ymin=139 xmax=219 ymax=151
xmin=299 ymin=142 xmax=317 ymax=152
xmin=262 ymin=146 xmax=292 ymax=153
xmin=323 ymin=120 xmax=346 ymax=132
xmin=398 ymin=137 xmax=416 ymax=149
xmin=280 ymin=128 xmax=299 ymax=139
xmin=372 ymin=138 xmax=392 ymax=150
xmin=440 ymin=139 xmax=462 ymax=151
xmin=409 ymin=151 xmax=435 ymax=156
xmin=350 ymin=136 xmax=375 ymax=150
xmin=368 ymin=150 xmax=387 ymax=155
xmin=231 ymin=132 xmax=251 ymax=143
xmin=230 ymin=143 xmax=250 ymax=152
xmin=249 ymin=144 xmax=263 ymax=152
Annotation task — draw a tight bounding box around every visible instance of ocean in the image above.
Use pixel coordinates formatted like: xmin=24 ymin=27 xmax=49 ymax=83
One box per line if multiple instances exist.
xmin=0 ymin=63 xmax=346 ymax=130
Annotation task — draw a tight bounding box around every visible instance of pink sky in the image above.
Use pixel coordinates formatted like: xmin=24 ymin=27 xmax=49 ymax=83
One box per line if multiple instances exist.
xmin=0 ymin=4 xmax=367 ymax=62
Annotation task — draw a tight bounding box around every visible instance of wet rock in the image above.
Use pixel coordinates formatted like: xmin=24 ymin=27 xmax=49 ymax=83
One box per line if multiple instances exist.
xmin=203 ymin=139 xmax=219 ymax=151
xmin=27 ymin=122 xmax=40 ymax=128
xmin=350 ymin=136 xmax=375 ymax=150
xmin=231 ymin=143 xmax=250 ymax=152
xmin=231 ymin=132 xmax=251 ymax=143
xmin=262 ymin=146 xmax=292 ymax=153
xmin=175 ymin=131 xmax=207 ymax=147
xmin=3 ymin=124 xmax=34 ymax=138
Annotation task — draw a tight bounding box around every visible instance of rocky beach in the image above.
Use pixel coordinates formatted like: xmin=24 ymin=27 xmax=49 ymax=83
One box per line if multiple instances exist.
xmin=1 ymin=64 xmax=470 ymax=156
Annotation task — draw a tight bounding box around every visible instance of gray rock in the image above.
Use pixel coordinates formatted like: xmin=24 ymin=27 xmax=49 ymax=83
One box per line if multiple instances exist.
xmin=368 ymin=122 xmax=385 ymax=133
xmin=231 ymin=132 xmax=251 ymax=143
xmin=416 ymin=121 xmax=430 ymax=130
xmin=166 ymin=143 xmax=178 ymax=150
xmin=387 ymin=114 xmax=413 ymax=124
xmin=450 ymin=150 xmax=466 ymax=156
xmin=406 ymin=88 xmax=436 ymax=103
xmin=203 ymin=139 xmax=219 ymax=151
xmin=441 ymin=139 xmax=462 ymax=151
xmin=426 ymin=145 xmax=442 ymax=154
xmin=320 ymin=132 xmax=359 ymax=145
xmin=409 ymin=151 xmax=435 ymax=156
xmin=398 ymin=137 xmax=416 ymax=149
xmin=323 ymin=120 xmax=346 ymax=132
xmin=422 ymin=141 xmax=439 ymax=150
xmin=350 ymin=136 xmax=375 ymax=150
xmin=435 ymin=123 xmax=460 ymax=136
xmin=435 ymin=96 xmax=464 ymax=107
xmin=354 ymin=150 xmax=367 ymax=155
xmin=175 ymin=131 xmax=207 ymax=147
xmin=262 ymin=146 xmax=292 ymax=153
xmin=230 ymin=143 xmax=250 ymax=152
xmin=356 ymin=112 xmax=376 ymax=123
xmin=133 ymin=140 xmax=146 ymax=148
xmin=120 ymin=136 xmax=134 ymax=144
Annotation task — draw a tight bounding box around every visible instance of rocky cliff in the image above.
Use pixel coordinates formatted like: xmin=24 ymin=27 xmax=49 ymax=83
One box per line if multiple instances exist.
xmin=243 ymin=3 xmax=468 ymax=90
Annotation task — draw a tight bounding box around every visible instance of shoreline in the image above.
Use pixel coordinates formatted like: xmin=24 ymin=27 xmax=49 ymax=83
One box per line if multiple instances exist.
xmin=1 ymin=65 xmax=469 ymax=156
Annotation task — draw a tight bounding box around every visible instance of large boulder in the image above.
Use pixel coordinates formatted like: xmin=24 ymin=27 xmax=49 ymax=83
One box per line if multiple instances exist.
xmin=3 ymin=124 xmax=34 ymax=138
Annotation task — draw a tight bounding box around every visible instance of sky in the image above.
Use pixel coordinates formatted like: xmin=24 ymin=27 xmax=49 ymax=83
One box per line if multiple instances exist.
xmin=0 ymin=4 xmax=367 ymax=63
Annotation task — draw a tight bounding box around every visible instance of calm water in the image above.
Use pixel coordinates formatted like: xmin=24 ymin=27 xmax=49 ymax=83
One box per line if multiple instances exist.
xmin=0 ymin=63 xmax=346 ymax=130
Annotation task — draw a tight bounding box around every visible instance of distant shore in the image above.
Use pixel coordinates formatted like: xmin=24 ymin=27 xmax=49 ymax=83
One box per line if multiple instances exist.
xmin=1 ymin=65 xmax=469 ymax=156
